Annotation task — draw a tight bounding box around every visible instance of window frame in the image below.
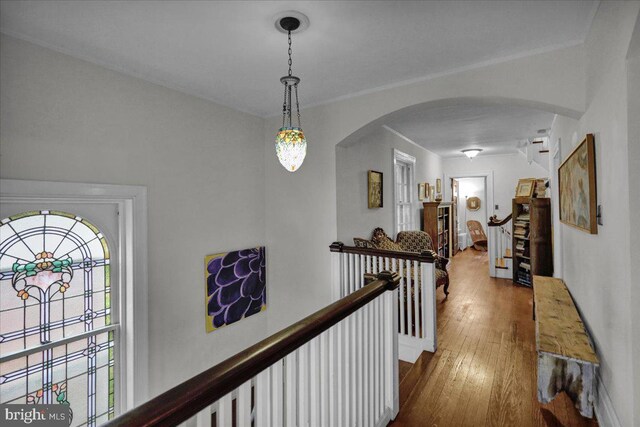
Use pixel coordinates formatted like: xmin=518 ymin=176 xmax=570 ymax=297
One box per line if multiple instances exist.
xmin=0 ymin=179 xmax=148 ymax=413
xmin=393 ymin=149 xmax=417 ymax=236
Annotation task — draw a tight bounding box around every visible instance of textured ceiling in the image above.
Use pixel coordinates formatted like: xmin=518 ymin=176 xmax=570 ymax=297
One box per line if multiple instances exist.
xmin=0 ymin=1 xmax=598 ymax=117
xmin=384 ymin=102 xmax=556 ymax=158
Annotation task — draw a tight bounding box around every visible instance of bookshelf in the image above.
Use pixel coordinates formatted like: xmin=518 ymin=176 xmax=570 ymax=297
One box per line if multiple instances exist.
xmin=423 ymin=202 xmax=452 ymax=258
xmin=512 ymin=197 xmax=552 ymax=286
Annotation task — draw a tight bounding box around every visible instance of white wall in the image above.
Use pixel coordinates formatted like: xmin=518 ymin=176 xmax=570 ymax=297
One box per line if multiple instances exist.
xmin=443 ymin=153 xmax=548 ymax=219
xmin=548 ymin=3 xmax=640 ymax=425
xmin=0 ymin=35 xmax=267 ymax=399
xmin=456 ymin=177 xmax=486 ymax=237
xmin=264 ymin=45 xmax=586 ymax=334
xmin=336 ymin=127 xmax=442 ymax=242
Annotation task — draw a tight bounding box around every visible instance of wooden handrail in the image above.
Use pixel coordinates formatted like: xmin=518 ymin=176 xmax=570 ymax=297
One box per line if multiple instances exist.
xmin=488 ymin=213 xmax=512 ymax=227
xmin=105 ymin=272 xmax=401 ymax=427
xmin=329 ymin=242 xmax=435 ymax=263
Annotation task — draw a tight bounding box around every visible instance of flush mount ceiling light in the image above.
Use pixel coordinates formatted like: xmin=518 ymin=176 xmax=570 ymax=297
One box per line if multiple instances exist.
xmin=462 ymin=149 xmax=483 ymax=159
xmin=274 ymin=12 xmax=309 ymax=172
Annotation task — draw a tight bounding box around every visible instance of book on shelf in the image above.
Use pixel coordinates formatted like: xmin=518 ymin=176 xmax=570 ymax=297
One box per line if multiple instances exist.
xmin=519 ymin=262 xmax=531 ymax=271
xmin=516 ymin=214 xmax=530 ymax=221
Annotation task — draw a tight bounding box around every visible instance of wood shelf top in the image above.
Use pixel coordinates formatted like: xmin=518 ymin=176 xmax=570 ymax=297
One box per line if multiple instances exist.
xmin=533 ymin=276 xmax=599 ymax=364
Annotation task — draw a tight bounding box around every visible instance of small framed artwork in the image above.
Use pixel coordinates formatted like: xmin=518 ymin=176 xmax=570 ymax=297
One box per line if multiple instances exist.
xmin=559 ymin=134 xmax=597 ymax=234
xmin=418 ymin=183 xmax=426 ymax=201
xmin=515 ymin=179 xmax=535 ymax=198
xmin=424 ymin=182 xmax=430 ymax=201
xmin=467 ymin=196 xmax=481 ymax=211
xmin=368 ymin=170 xmax=383 ymax=208
xmin=436 ymin=178 xmax=442 ymax=194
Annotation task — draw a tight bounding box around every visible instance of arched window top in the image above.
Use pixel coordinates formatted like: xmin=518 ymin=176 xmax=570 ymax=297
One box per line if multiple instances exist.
xmin=0 ymin=210 xmax=109 ymax=274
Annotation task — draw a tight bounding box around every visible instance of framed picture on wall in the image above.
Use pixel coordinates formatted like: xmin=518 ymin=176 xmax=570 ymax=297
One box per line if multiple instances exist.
xmin=418 ymin=183 xmax=426 ymax=201
xmin=368 ymin=170 xmax=383 ymax=208
xmin=559 ymin=134 xmax=597 ymax=234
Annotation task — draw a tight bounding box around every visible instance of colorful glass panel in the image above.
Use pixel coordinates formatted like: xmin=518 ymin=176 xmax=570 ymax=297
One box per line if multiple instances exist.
xmin=0 ymin=211 xmax=115 ymax=426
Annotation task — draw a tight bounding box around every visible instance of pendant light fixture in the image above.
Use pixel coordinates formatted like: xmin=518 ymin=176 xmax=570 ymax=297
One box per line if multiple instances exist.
xmin=275 ymin=14 xmax=308 ymax=172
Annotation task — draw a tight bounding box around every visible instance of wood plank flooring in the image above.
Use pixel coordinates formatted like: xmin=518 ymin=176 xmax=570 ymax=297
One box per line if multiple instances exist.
xmin=392 ymin=249 xmax=599 ymax=427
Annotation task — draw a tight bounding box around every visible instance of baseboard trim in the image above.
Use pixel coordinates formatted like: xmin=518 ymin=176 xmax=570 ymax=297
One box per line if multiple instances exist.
xmin=594 ymin=374 xmax=621 ymax=427
xmin=398 ymin=336 xmax=435 ymax=363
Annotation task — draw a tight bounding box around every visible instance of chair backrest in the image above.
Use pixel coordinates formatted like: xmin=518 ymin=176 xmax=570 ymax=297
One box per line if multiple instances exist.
xmin=467 ymin=220 xmax=487 ymax=242
xmin=396 ymin=230 xmax=435 ymax=253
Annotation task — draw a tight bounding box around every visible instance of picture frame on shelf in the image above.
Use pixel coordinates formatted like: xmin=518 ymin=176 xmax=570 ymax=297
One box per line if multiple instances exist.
xmin=368 ymin=170 xmax=383 ymax=208
xmin=515 ymin=178 xmax=535 ymax=198
xmin=418 ymin=183 xmax=426 ymax=201
xmin=559 ymin=134 xmax=597 ymax=234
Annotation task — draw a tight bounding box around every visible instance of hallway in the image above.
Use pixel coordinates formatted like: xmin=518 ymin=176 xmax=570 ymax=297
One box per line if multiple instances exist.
xmin=392 ymin=249 xmax=599 ymax=427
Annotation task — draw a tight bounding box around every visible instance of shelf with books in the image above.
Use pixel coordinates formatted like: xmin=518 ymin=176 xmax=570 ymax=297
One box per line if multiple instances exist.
xmin=512 ymin=197 xmax=552 ymax=287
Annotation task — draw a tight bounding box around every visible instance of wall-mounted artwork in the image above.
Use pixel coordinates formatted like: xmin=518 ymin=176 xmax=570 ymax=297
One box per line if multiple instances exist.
xmin=467 ymin=196 xmax=481 ymax=211
xmin=559 ymin=134 xmax=597 ymax=234
xmin=205 ymin=247 xmax=266 ymax=332
xmin=368 ymin=170 xmax=383 ymax=208
xmin=418 ymin=183 xmax=426 ymax=201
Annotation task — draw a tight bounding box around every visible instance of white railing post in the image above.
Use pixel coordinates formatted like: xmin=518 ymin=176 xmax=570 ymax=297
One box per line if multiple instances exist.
xmin=421 ymin=260 xmax=437 ymax=352
xmin=330 ymin=243 xmax=344 ymax=301
xmin=488 ymin=225 xmax=497 ymax=277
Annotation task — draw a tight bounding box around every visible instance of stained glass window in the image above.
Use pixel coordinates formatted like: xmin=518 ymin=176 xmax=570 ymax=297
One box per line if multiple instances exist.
xmin=0 ymin=210 xmax=115 ymax=426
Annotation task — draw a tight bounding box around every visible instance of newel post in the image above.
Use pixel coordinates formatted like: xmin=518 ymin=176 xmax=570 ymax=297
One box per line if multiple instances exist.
xmin=330 ymin=242 xmax=344 ymax=301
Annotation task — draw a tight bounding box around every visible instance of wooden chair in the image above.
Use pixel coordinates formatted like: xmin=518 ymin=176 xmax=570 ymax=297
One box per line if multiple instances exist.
xmin=466 ymin=220 xmax=488 ymax=251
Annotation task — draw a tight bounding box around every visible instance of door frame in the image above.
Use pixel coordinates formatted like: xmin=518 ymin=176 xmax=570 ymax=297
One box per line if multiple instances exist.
xmin=443 ymin=171 xmax=494 ymax=227
xmin=0 ymin=179 xmax=149 ymax=410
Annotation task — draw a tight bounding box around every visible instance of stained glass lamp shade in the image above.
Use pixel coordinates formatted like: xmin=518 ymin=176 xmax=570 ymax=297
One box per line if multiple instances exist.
xmin=275 ymin=127 xmax=307 ymax=172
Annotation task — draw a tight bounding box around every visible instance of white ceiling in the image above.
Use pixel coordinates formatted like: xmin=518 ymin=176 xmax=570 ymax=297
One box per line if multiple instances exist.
xmin=0 ymin=0 xmax=598 ymax=118
xmin=384 ymin=102 xmax=556 ymax=157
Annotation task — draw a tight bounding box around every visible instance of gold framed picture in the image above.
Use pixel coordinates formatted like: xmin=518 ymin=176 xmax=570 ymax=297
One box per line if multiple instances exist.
xmin=368 ymin=170 xmax=383 ymax=208
xmin=559 ymin=134 xmax=597 ymax=234
xmin=467 ymin=196 xmax=481 ymax=211
xmin=515 ymin=179 xmax=535 ymax=198
xmin=418 ymin=183 xmax=426 ymax=201
xmin=436 ymin=178 xmax=442 ymax=194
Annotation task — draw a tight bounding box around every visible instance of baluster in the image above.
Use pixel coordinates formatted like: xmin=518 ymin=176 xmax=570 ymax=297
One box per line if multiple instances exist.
xmin=271 ymin=360 xmax=283 ymax=427
xmin=386 ymin=288 xmax=400 ymax=417
xmin=284 ymin=353 xmax=297 ymax=427
xmin=320 ymin=332 xmax=330 ymax=425
xmin=359 ymin=254 xmax=365 ymax=288
xmin=256 ymin=369 xmax=271 ymax=427
xmin=356 ymin=307 xmax=364 ymax=424
xmin=309 ymin=337 xmax=320 ymax=426
xmin=348 ymin=253 xmax=355 ymax=294
xmin=413 ymin=260 xmax=420 ymax=338
xmin=341 ymin=253 xmax=348 ymax=298
xmin=237 ymin=380 xmax=252 ymax=427
xmin=373 ymin=296 xmax=379 ymax=421
xmin=406 ymin=259 xmax=414 ymax=337
xmin=345 ymin=314 xmax=353 ymax=427
xmin=398 ymin=259 xmax=406 ymax=336
xmin=378 ymin=296 xmax=384 ymax=419
xmin=363 ymin=302 xmax=370 ymax=427
xmin=217 ymin=393 xmax=232 ymax=427
xmin=298 ymin=344 xmax=309 ymax=427
xmin=331 ymin=323 xmax=341 ymax=427
xmin=195 ymin=404 xmax=214 ymax=427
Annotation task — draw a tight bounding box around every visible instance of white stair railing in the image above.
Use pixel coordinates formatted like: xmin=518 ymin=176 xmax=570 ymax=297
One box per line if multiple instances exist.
xmin=106 ymin=273 xmax=400 ymax=427
xmin=488 ymin=215 xmax=513 ymax=279
xmin=330 ymin=243 xmax=437 ymax=363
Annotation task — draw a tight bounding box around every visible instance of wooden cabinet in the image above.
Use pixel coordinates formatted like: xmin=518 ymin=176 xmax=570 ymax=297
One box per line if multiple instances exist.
xmin=512 ymin=197 xmax=552 ymax=286
xmin=423 ymin=202 xmax=453 ymax=258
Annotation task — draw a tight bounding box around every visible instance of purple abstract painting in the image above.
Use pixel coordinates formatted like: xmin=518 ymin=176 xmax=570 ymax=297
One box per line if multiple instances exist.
xmin=205 ymin=247 xmax=266 ymax=332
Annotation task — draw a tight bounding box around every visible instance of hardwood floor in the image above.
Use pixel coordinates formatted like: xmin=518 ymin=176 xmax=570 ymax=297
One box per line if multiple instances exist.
xmin=392 ymin=249 xmax=599 ymax=427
